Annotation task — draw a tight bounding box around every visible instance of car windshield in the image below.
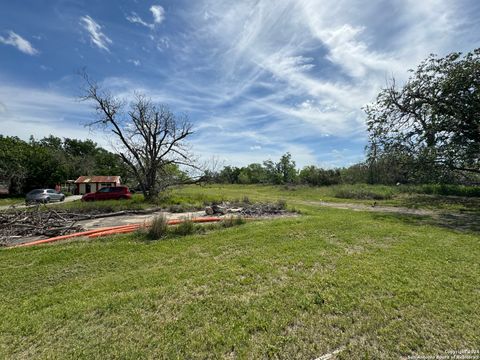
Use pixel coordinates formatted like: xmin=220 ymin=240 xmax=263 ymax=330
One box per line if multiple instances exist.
xmin=28 ymin=189 xmax=44 ymax=195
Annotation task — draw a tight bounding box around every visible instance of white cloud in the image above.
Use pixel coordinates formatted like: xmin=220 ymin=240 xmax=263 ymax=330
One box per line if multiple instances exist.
xmin=126 ymin=5 xmax=165 ymax=30
xmin=126 ymin=12 xmax=154 ymax=30
xmin=80 ymin=15 xmax=112 ymax=51
xmin=150 ymin=5 xmax=165 ymax=24
xmin=0 ymin=31 xmax=38 ymax=55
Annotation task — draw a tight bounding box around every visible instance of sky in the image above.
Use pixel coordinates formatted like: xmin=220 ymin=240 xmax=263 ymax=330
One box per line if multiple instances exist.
xmin=0 ymin=0 xmax=479 ymax=168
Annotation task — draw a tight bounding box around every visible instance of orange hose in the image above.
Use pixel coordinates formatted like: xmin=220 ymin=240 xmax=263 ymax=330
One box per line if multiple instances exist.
xmin=10 ymin=217 xmax=224 ymax=248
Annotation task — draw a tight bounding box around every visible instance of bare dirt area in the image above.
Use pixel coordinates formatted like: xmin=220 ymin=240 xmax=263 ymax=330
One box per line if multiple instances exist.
xmin=301 ymin=200 xmax=436 ymax=216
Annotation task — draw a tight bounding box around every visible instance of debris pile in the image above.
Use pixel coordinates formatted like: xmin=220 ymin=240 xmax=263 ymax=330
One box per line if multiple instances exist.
xmin=205 ymin=201 xmax=289 ymax=217
xmin=0 ymin=207 xmax=84 ymax=246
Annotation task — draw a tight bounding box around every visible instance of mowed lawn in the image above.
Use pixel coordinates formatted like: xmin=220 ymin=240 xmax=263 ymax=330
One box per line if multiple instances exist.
xmin=1 ymin=189 xmax=479 ymax=358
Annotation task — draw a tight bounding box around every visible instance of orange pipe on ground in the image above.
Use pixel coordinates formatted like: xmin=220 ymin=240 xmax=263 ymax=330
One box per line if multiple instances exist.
xmin=10 ymin=217 xmax=224 ymax=248
xmin=88 ymin=225 xmax=142 ymax=238
xmin=12 ymin=224 xmax=142 ymax=248
xmin=12 ymin=227 xmax=111 ymax=248
xmin=89 ymin=217 xmax=223 ymax=238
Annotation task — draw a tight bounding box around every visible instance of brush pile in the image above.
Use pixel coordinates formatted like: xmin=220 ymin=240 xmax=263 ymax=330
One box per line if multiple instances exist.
xmin=205 ymin=200 xmax=289 ymax=217
xmin=0 ymin=207 xmax=84 ymax=246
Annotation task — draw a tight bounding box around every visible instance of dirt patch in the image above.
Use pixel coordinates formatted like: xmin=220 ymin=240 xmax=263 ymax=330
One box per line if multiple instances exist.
xmin=301 ymin=200 xmax=435 ymax=216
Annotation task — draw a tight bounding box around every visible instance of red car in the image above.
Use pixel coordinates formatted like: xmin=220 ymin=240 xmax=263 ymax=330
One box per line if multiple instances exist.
xmin=81 ymin=186 xmax=132 ymax=201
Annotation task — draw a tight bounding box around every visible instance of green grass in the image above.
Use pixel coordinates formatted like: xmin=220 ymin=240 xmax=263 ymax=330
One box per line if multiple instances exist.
xmin=1 ymin=191 xmax=479 ymax=358
xmin=0 ymin=195 xmax=24 ymax=207
xmin=164 ymin=183 xmax=392 ymax=205
xmin=164 ymin=184 xmax=480 ymax=212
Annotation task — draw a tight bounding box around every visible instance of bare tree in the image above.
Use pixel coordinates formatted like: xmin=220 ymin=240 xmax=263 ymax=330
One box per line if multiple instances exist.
xmin=81 ymin=73 xmax=195 ymax=200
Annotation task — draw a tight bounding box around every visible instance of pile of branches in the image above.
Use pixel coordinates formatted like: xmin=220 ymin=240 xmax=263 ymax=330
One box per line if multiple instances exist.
xmin=238 ymin=202 xmax=288 ymax=217
xmin=0 ymin=207 xmax=84 ymax=246
xmin=207 ymin=200 xmax=289 ymax=217
xmin=0 ymin=206 xmax=166 ymax=246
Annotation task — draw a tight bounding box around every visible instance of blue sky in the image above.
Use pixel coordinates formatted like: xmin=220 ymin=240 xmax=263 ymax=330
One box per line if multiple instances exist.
xmin=0 ymin=0 xmax=479 ymax=168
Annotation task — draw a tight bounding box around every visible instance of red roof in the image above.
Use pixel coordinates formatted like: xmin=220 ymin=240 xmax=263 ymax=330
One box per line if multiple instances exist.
xmin=74 ymin=176 xmax=120 ymax=184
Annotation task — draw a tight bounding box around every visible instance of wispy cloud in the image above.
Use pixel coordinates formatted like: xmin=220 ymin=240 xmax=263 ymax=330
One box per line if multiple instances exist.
xmin=126 ymin=5 xmax=165 ymax=30
xmin=126 ymin=12 xmax=154 ymax=30
xmin=80 ymin=15 xmax=112 ymax=51
xmin=0 ymin=83 xmax=108 ymax=147
xmin=0 ymin=31 xmax=38 ymax=55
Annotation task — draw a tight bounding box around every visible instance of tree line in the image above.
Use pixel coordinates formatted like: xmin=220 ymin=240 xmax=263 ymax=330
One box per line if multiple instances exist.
xmin=204 ymin=152 xmax=367 ymax=186
xmin=205 ymin=150 xmax=479 ymax=187
xmin=0 ymin=135 xmax=130 ymax=194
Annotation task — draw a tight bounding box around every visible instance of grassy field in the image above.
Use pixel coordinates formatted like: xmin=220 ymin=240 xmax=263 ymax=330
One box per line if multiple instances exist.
xmin=163 ymin=184 xmax=480 ymax=213
xmin=1 ymin=185 xmax=479 ymax=358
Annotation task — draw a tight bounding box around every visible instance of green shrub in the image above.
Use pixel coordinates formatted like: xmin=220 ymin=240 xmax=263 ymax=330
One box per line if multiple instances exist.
xmin=333 ymin=187 xmax=394 ymax=200
xmin=276 ymin=199 xmax=287 ymax=209
xmin=221 ymin=216 xmax=246 ymax=228
xmin=147 ymin=214 xmax=168 ymax=240
xmin=420 ymin=184 xmax=480 ymax=197
xmin=174 ymin=218 xmax=196 ymax=236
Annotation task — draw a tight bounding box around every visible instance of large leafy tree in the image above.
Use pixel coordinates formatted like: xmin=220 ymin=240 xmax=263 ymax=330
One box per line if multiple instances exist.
xmin=365 ymin=49 xmax=480 ymax=181
xmin=263 ymin=153 xmax=298 ymax=184
xmin=0 ymin=136 xmax=29 ymax=193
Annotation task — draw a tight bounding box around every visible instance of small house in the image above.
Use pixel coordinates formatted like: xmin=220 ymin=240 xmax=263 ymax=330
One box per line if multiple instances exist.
xmin=74 ymin=176 xmax=121 ymax=195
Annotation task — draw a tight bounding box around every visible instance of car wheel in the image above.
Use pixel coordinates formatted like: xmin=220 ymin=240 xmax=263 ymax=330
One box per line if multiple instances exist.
xmin=60 ymin=196 xmax=65 ymax=202
xmin=44 ymin=198 xmax=50 ymax=204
